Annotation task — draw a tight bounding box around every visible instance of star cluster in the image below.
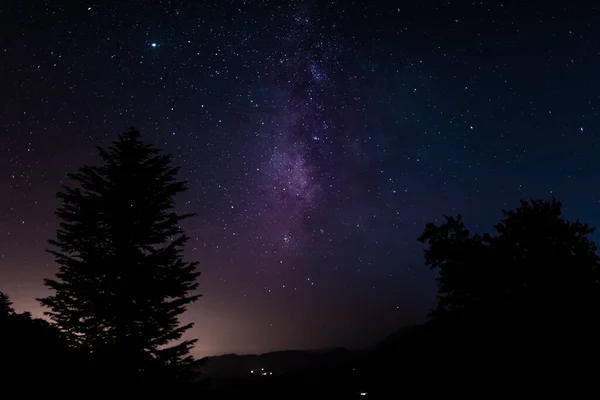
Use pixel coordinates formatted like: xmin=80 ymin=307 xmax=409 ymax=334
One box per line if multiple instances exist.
xmin=1 ymin=0 xmax=600 ymax=356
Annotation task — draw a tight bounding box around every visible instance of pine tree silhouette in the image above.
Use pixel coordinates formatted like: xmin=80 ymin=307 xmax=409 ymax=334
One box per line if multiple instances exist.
xmin=0 ymin=290 xmax=14 ymax=318
xmin=38 ymin=128 xmax=202 ymax=387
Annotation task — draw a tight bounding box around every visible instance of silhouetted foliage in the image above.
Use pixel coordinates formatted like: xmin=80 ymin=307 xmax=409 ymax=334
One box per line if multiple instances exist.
xmin=414 ymin=197 xmax=600 ymax=382
xmin=358 ymin=199 xmax=600 ymax=394
xmin=0 ymin=290 xmax=14 ymax=318
xmin=418 ymin=198 xmax=600 ymax=329
xmin=37 ymin=129 xmax=202 ymax=388
xmin=0 ymin=291 xmax=84 ymax=386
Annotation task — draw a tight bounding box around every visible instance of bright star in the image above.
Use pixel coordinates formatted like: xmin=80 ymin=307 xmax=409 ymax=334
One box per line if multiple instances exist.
xmin=151 ymin=42 xmax=157 ymax=48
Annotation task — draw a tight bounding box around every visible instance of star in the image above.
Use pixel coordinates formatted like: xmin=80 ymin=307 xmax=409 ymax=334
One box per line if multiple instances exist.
xmin=2 ymin=0 xmax=598 ymax=359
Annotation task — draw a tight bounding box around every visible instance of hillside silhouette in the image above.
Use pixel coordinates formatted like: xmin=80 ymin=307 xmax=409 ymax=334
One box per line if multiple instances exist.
xmin=200 ymin=347 xmax=356 ymax=378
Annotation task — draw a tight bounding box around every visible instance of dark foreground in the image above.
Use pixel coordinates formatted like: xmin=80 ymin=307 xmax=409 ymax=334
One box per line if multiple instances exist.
xmin=198 ymin=322 xmax=600 ymax=397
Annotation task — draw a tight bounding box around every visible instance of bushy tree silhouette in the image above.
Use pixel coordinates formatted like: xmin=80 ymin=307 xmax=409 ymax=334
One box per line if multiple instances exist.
xmin=0 ymin=290 xmax=83 ymax=386
xmin=418 ymin=198 xmax=600 ymax=376
xmin=38 ymin=129 xmax=202 ymax=387
xmin=361 ymin=198 xmax=600 ymax=394
xmin=418 ymin=198 xmax=600 ymax=330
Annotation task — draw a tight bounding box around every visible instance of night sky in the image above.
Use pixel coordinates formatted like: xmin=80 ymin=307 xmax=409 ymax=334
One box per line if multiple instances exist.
xmin=1 ymin=0 xmax=599 ymax=357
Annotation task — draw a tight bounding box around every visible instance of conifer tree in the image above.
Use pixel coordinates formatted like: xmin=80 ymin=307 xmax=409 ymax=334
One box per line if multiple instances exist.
xmin=0 ymin=290 xmax=14 ymax=318
xmin=38 ymin=128 xmax=201 ymax=386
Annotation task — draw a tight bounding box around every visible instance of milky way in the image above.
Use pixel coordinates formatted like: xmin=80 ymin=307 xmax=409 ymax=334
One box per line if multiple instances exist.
xmin=243 ymin=3 xmax=364 ymax=256
xmin=1 ymin=0 xmax=600 ymax=356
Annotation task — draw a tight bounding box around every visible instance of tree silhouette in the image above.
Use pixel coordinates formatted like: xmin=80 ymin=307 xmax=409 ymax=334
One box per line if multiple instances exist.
xmin=414 ymin=198 xmax=600 ymax=386
xmin=38 ymin=128 xmax=202 ymax=387
xmin=418 ymin=197 xmax=600 ymax=345
xmin=0 ymin=291 xmax=84 ymax=386
xmin=0 ymin=290 xmax=14 ymax=318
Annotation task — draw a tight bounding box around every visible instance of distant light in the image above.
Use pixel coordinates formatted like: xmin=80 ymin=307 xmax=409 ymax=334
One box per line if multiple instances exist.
xmin=151 ymin=42 xmax=157 ymax=47
xmin=360 ymin=393 xmax=367 ymax=396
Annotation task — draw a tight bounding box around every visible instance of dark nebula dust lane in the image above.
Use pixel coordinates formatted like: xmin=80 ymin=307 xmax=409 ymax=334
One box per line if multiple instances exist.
xmin=1 ymin=0 xmax=600 ymax=355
